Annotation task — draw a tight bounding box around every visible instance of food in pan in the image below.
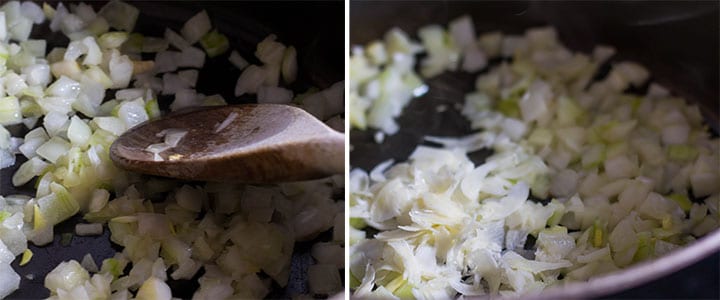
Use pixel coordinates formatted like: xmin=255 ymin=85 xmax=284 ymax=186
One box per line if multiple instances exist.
xmin=349 ymin=15 xmax=719 ymax=298
xmin=0 ymin=1 xmax=344 ymax=298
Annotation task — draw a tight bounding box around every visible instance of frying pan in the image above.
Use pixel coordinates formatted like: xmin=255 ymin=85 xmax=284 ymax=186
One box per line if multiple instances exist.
xmin=3 ymin=1 xmax=343 ymax=298
xmin=350 ymin=1 xmax=719 ymax=298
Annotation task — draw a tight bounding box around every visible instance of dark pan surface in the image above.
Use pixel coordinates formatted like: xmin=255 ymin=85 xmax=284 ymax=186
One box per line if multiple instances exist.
xmin=4 ymin=1 xmax=343 ymax=298
xmin=350 ymin=1 xmax=719 ymax=299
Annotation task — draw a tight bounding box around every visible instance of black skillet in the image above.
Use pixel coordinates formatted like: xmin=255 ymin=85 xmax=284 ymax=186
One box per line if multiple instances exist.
xmin=350 ymin=1 xmax=719 ymax=299
xmin=4 ymin=1 xmax=343 ymax=298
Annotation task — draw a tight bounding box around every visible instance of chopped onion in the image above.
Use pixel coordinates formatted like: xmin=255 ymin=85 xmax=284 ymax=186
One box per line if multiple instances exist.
xmin=163 ymin=129 xmax=187 ymax=147
xmin=164 ymin=28 xmax=190 ymax=51
xmin=213 ymin=112 xmax=237 ymax=134
xmin=177 ymin=46 xmax=205 ymax=68
xmin=255 ymin=34 xmax=285 ymax=66
xmin=199 ymin=30 xmax=229 ymax=58
xmin=234 ymin=65 xmax=265 ymax=96
xmin=75 ymin=223 xmax=103 ymax=236
xmin=228 ymin=50 xmax=248 ymax=70
xmin=350 ymin=16 xmax=719 ymax=299
xmin=0 ymin=3 xmax=344 ymax=299
xmin=0 ymin=264 xmax=20 ymax=299
xmin=180 ymin=10 xmax=211 ymax=45
xmin=97 ymin=0 xmax=138 ymax=32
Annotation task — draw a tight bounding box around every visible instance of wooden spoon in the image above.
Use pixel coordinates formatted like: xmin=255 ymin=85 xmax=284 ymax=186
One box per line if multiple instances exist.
xmin=110 ymin=104 xmax=345 ymax=183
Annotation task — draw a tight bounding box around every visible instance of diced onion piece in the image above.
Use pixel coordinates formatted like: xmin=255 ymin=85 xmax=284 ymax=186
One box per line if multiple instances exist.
xmin=141 ymin=37 xmax=169 ymax=53
xmin=98 ymin=31 xmax=128 ymax=49
xmin=145 ymin=143 xmax=171 ymax=160
xmin=67 ymin=116 xmax=91 ymax=146
xmin=81 ymin=36 xmax=102 ymax=65
xmin=44 ymin=260 xmax=89 ymax=293
xmin=161 ymin=73 xmax=190 ymax=95
xmin=36 ymin=136 xmax=71 ymax=164
xmin=97 ymin=0 xmax=139 ymax=32
xmin=177 ymin=70 xmax=198 ymax=88
xmin=199 ymin=30 xmax=229 ymax=58
xmin=75 ymin=223 xmax=103 ymax=236
xmin=0 ymin=96 xmax=22 ymax=125
xmin=136 ymin=276 xmax=172 ymax=300
xmin=80 ymin=253 xmax=99 ymax=273
xmin=281 ymin=46 xmax=297 ymax=84
xmin=214 ymin=112 xmax=237 ymax=133
xmin=180 ymin=10 xmax=211 ymax=45
xmin=12 ymin=156 xmax=49 ymax=187
xmin=153 ymin=51 xmax=180 ymax=73
xmin=255 ymin=35 xmax=285 ymax=65
xmin=88 ymin=189 xmax=110 ymax=213
xmin=0 ymin=12 xmax=6 ymax=42
xmin=169 ymin=89 xmax=199 ymax=111
xmin=228 ymin=50 xmax=249 ymax=70
xmin=311 ymin=243 xmax=343 ymax=269
xmin=0 ymin=264 xmax=20 ymax=299
xmin=163 ymin=129 xmax=187 ymax=147
xmin=178 ymin=46 xmax=205 ymax=68
xmin=174 ymin=185 xmax=203 ymax=212
xmin=108 ymin=50 xmax=133 ymax=89
xmin=449 ymin=15 xmax=475 ymax=49
xmin=234 ymin=65 xmax=265 ymax=96
xmin=164 ymin=28 xmax=190 ymax=50
xmin=21 ymin=2 xmax=45 ymax=24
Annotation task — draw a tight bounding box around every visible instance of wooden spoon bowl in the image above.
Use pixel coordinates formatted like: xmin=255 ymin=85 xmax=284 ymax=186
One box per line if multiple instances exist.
xmin=110 ymin=104 xmax=344 ymax=183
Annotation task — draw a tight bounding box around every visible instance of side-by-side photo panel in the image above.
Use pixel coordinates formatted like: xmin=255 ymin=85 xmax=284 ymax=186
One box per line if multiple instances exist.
xmin=0 ymin=1 xmax=344 ymax=299
xmin=349 ymin=1 xmax=719 ymax=299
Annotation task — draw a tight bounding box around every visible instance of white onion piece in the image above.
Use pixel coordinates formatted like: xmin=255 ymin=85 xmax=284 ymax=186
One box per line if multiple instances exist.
xmin=116 ymin=98 xmax=149 ymax=129
xmin=234 ymin=65 xmax=265 ymax=96
xmin=97 ymin=0 xmax=139 ymax=32
xmin=136 ymin=276 xmax=171 ymax=300
xmin=169 ymin=89 xmax=199 ymax=111
xmin=20 ymin=2 xmax=44 ymax=24
xmin=177 ymin=69 xmax=198 ymax=88
xmin=114 ymin=88 xmax=145 ymax=101
xmin=177 ymin=46 xmax=205 ymax=68
xmin=64 ymin=39 xmax=87 ymax=61
xmin=72 ymin=3 xmax=95 ymax=23
xmin=228 ymin=50 xmax=249 ymax=70
xmin=449 ymin=15 xmax=475 ymax=49
xmin=141 ymin=37 xmax=169 ymax=53
xmin=161 ymin=73 xmax=190 ymax=95
xmin=214 ymin=112 xmax=237 ymax=134
xmin=164 ymin=28 xmax=190 ymax=50
xmin=255 ymin=34 xmax=285 ymax=65
xmin=75 ymin=223 xmax=103 ymax=236
xmin=145 ymin=143 xmax=171 ymax=154
xmin=154 ymin=50 xmax=180 ymax=73
xmin=180 ymin=10 xmax=211 ymax=45
xmin=163 ymin=129 xmax=187 ymax=147
xmin=81 ymin=36 xmax=102 ymax=65
xmin=36 ymin=136 xmax=70 ymax=164
xmin=0 ymin=264 xmax=20 ymax=299
xmin=22 ymin=63 xmax=51 ymax=86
